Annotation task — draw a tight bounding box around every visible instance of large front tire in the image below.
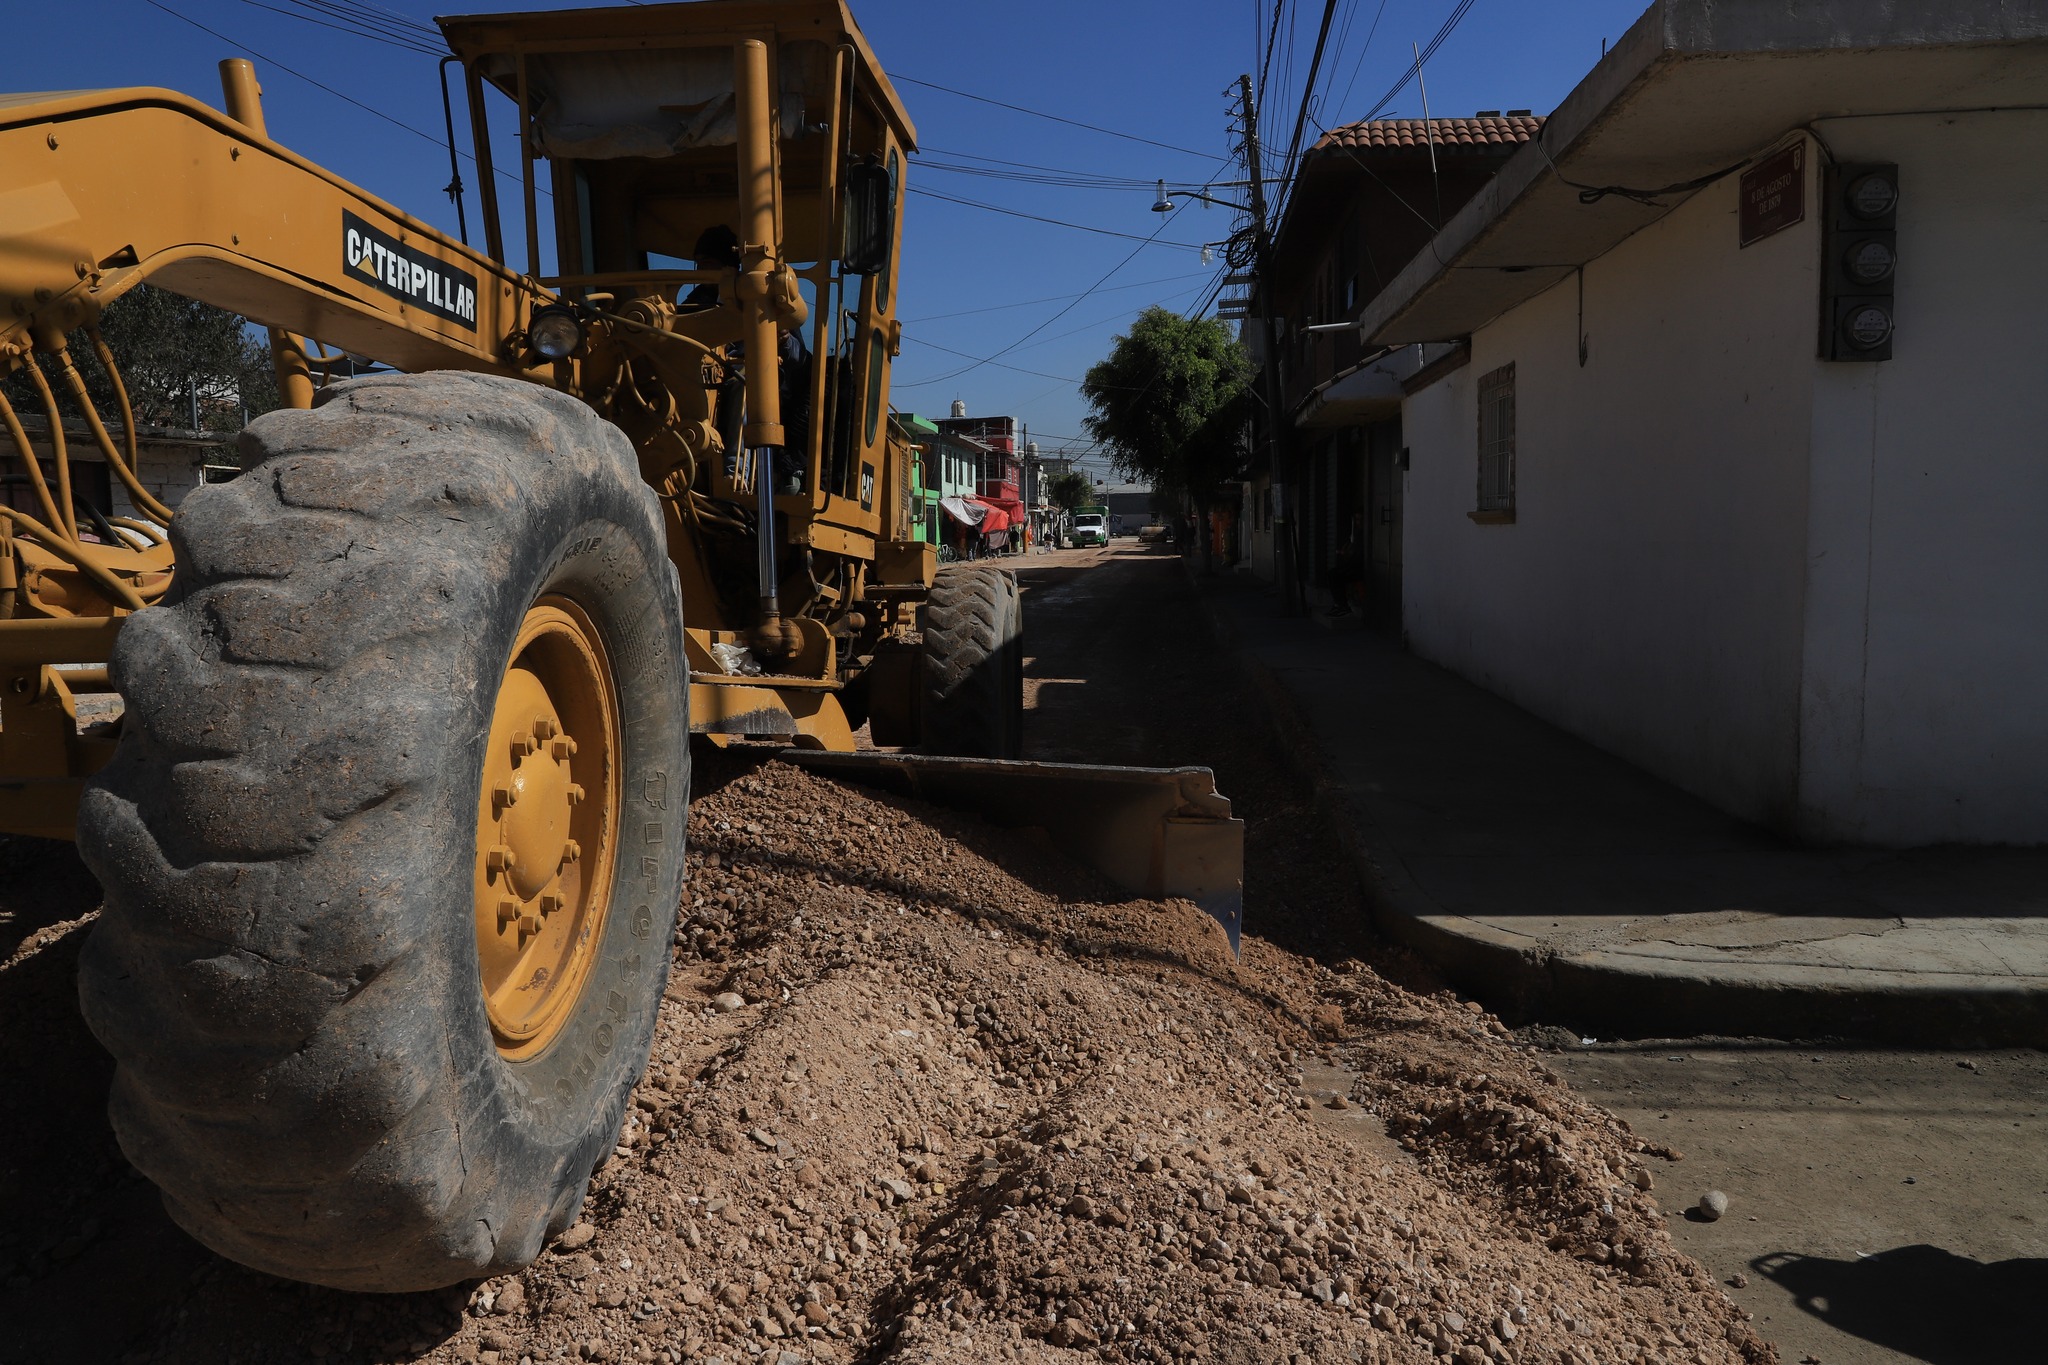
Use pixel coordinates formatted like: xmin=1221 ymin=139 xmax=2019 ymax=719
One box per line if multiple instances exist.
xmin=76 ymin=373 xmax=689 ymax=1291
xmin=919 ymin=564 xmax=1023 ymax=758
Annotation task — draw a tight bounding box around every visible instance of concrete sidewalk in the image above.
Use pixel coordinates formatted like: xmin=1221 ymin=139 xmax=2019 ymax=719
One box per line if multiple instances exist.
xmin=1197 ymin=571 xmax=2048 ymax=1047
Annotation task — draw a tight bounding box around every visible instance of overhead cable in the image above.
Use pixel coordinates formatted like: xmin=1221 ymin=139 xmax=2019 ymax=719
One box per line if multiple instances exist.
xmin=1331 ymin=0 xmax=1393 ymax=113
xmin=140 ymin=0 xmax=543 ymax=199
xmin=1274 ymin=0 xmax=1344 ymax=220
xmin=896 ymin=205 xmax=1193 ymax=389
xmin=901 ymin=270 xmax=1214 ymax=324
xmin=892 ymin=74 xmax=1226 ymax=162
xmin=1355 ymin=0 xmax=1478 ymax=124
xmin=907 ymin=186 xmax=1203 ymax=249
xmin=226 ymin=0 xmax=441 ymax=54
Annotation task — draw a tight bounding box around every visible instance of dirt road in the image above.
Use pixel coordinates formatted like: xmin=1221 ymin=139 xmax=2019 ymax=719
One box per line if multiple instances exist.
xmin=1018 ymin=539 xmax=2047 ymax=1365
xmin=0 ymin=539 xmax=1806 ymax=1364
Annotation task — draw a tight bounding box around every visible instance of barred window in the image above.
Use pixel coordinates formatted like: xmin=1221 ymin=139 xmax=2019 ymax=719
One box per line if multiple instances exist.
xmin=1475 ymin=363 xmax=1516 ymax=517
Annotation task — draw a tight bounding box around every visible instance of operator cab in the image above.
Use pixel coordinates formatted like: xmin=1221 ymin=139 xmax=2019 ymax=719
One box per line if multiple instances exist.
xmin=438 ymin=2 xmax=916 ymax=529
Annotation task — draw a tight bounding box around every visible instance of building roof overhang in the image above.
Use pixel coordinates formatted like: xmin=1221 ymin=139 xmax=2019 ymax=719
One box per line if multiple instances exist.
xmin=1293 ymin=343 xmax=1477 ymax=428
xmin=1359 ymin=0 xmax=2048 ymax=347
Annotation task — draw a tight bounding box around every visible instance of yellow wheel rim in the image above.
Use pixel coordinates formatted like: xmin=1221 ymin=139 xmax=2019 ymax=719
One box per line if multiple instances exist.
xmin=473 ymin=596 xmax=621 ymax=1061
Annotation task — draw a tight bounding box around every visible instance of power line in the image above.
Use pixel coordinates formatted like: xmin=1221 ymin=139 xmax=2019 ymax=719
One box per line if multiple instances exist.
xmin=916 ymin=157 xmax=1196 ymax=194
xmin=1331 ymin=0 xmax=1393 ymax=113
xmin=1000 ymin=282 xmax=1213 ymax=357
xmin=1275 ymin=0 xmax=1344 ymax=223
xmin=901 ymin=270 xmax=1214 ymax=324
xmin=896 ymin=204 xmax=1192 ymax=389
xmin=906 ymin=275 xmax=1214 ymax=387
xmin=907 ymin=186 xmax=1203 ymax=249
xmin=896 ymin=337 xmax=1085 ymax=385
xmin=1258 ymin=0 xmax=1290 ymax=105
xmin=892 ymin=74 xmax=1226 ymax=162
xmin=146 ymin=1 xmax=446 ymax=153
xmin=915 ymin=159 xmax=1160 ymax=192
xmin=144 ymin=0 xmax=544 ymax=200
xmin=224 ymin=0 xmax=441 ymax=55
xmin=1355 ymin=0 xmax=1478 ymax=124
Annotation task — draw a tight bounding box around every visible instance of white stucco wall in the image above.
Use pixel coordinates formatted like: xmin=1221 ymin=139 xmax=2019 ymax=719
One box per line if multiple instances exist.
xmin=1402 ymin=141 xmax=1822 ymax=827
xmin=1403 ymin=112 xmax=2048 ymax=845
xmin=1798 ymin=110 xmax=2048 ymax=844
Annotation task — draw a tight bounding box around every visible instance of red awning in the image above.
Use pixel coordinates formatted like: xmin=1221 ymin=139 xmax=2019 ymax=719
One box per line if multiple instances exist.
xmin=969 ymin=496 xmax=1017 ymax=534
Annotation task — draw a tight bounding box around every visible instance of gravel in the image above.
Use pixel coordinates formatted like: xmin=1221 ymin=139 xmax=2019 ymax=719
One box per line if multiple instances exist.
xmin=0 ymin=751 xmax=1779 ymax=1364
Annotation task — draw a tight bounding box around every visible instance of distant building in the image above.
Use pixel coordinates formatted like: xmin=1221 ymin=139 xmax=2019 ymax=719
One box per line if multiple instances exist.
xmin=938 ymin=411 xmax=1021 ymax=504
xmin=6 ymin=414 xmax=225 ymax=524
xmin=1251 ymin=111 xmax=1539 ymax=623
xmin=1097 ymin=482 xmax=1155 ymax=533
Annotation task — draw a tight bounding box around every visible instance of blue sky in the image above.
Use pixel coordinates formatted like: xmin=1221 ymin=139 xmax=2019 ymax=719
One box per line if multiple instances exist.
xmin=19 ymin=0 xmax=1646 ymax=475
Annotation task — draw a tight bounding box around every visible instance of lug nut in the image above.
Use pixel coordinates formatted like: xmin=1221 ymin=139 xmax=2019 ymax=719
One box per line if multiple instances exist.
xmin=511 ymin=731 xmax=538 ymax=760
xmin=492 ymin=783 xmax=517 ymax=810
xmin=486 ymin=845 xmax=515 ymax=874
xmin=518 ymin=913 xmax=541 ymax=938
xmin=550 ymin=735 xmax=579 ymax=760
xmin=533 ymin=716 xmax=559 ymax=741
xmin=538 ymin=892 xmax=566 ymax=917
xmin=496 ymin=898 xmax=519 ymax=926
xmin=562 ymin=839 xmax=582 ymax=866
xmin=566 ymin=783 xmax=586 ymax=807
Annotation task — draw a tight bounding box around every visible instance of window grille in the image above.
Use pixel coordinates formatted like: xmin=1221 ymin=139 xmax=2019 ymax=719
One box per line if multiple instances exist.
xmin=1475 ymin=363 xmax=1516 ymax=514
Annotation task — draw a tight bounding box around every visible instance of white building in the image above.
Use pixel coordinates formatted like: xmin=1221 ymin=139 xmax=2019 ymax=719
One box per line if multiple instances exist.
xmin=10 ymin=415 xmax=222 ymax=524
xmin=1364 ymin=0 xmax=2048 ymax=846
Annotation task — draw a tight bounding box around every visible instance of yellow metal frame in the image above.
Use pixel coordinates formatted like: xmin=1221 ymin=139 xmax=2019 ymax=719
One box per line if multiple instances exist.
xmin=0 ymin=3 xmax=937 ymax=841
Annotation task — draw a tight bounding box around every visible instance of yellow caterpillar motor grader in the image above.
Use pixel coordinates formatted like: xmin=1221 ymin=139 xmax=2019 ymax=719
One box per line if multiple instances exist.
xmin=0 ymin=0 xmax=1241 ymax=1293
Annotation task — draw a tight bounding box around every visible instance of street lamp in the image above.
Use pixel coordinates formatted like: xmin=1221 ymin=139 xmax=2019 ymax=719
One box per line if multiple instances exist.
xmin=1152 ymin=180 xmax=1251 ymax=214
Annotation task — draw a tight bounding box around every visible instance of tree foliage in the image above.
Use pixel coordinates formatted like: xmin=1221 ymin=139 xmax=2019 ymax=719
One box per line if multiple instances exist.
xmin=1079 ymin=307 xmax=1252 ymax=515
xmin=1046 ymin=470 xmax=1094 ymax=511
xmin=3 ymin=284 xmax=278 ymax=434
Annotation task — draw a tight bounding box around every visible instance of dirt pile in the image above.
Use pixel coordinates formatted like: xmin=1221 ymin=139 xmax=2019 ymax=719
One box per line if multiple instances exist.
xmin=466 ymin=754 xmax=1768 ymax=1365
xmin=1 ymin=752 xmax=1773 ymax=1365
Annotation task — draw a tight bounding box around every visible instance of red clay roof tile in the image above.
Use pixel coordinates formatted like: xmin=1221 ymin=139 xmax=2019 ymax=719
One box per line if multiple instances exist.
xmin=1312 ymin=115 xmax=1544 ymax=154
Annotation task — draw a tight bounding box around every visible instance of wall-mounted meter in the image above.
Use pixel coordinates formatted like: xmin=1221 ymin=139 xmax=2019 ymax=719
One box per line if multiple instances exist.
xmin=1821 ymin=163 xmax=1898 ymax=361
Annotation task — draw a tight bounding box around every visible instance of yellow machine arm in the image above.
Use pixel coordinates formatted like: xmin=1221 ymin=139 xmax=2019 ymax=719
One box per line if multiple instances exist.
xmin=0 ymin=69 xmax=542 ymax=378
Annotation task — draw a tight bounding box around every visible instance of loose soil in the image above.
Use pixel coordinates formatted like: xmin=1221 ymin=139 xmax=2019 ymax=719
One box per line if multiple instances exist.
xmin=1547 ymin=1043 xmax=2048 ymax=1365
xmin=0 ymin=543 xmax=1775 ymax=1364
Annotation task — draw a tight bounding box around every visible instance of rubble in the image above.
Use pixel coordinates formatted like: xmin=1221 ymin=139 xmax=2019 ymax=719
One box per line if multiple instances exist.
xmin=0 ymin=752 xmax=1776 ymax=1364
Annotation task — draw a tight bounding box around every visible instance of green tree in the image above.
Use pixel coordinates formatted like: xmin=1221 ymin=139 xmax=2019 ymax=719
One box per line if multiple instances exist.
xmin=1079 ymin=307 xmax=1251 ymax=569
xmin=4 ymin=284 xmax=278 ymax=436
xmin=1046 ymin=469 xmax=1094 ymax=511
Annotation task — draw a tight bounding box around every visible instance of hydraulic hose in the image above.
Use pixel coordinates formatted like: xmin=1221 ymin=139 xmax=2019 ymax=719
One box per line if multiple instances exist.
xmin=0 ymin=506 xmax=149 ymax=612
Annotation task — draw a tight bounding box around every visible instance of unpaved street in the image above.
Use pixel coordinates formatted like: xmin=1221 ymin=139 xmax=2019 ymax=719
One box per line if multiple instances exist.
xmin=0 ymin=536 xmax=2001 ymax=1365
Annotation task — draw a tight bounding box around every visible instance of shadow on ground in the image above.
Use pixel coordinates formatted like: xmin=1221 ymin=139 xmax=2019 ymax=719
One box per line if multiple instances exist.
xmin=1015 ymin=545 xmax=1445 ymax=996
xmin=1753 ymin=1245 xmax=2047 ymax=1363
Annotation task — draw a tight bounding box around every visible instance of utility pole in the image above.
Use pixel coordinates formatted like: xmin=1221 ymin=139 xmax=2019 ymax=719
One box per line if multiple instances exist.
xmin=1234 ymin=74 xmax=1299 ymax=612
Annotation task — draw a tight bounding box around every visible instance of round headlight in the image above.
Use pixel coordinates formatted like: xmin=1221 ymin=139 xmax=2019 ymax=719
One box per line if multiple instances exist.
xmin=1843 ymin=238 xmax=1897 ymax=286
xmin=529 ymin=308 xmax=585 ymax=361
xmin=1841 ymin=303 xmax=1894 ymax=351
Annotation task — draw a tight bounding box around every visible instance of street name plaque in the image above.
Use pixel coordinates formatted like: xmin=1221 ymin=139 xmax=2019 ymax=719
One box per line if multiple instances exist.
xmin=1739 ymin=144 xmax=1806 ymax=247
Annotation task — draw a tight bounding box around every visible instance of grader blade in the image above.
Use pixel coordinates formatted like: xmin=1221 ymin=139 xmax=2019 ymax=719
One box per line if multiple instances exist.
xmin=780 ymin=752 xmax=1245 ymax=954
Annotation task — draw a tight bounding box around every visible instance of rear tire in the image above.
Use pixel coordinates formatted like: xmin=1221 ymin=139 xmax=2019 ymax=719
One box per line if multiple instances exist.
xmin=76 ymin=372 xmax=689 ymax=1291
xmin=918 ymin=564 xmax=1023 ymax=758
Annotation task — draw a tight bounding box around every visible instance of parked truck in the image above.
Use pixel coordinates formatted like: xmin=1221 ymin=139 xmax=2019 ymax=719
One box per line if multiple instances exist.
xmin=0 ymin=0 xmax=1242 ymax=1292
xmin=1069 ymin=505 xmax=1111 ymax=547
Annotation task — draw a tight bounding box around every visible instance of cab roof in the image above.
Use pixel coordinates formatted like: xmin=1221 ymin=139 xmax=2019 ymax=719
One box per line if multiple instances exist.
xmin=436 ymin=0 xmax=916 ymax=150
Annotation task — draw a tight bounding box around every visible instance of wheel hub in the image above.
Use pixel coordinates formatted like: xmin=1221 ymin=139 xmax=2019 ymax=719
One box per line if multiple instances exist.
xmin=474 ymin=597 xmax=619 ymax=1060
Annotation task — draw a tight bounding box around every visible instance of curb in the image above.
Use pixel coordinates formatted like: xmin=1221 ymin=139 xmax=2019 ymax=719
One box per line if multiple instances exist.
xmin=1183 ymin=563 xmax=2048 ymax=1048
